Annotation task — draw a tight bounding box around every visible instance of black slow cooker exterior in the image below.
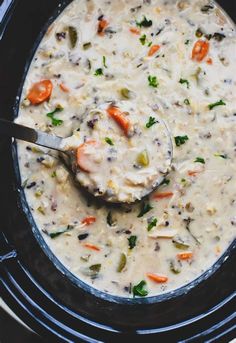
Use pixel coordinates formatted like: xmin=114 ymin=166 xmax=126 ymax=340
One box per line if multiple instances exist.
xmin=0 ymin=1 xmax=235 ymax=341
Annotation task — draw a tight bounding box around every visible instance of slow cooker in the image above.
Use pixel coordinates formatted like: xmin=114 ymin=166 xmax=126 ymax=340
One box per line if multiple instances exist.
xmin=0 ymin=0 xmax=235 ymax=341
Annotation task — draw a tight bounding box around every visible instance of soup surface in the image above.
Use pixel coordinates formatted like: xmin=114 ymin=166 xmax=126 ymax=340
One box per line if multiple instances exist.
xmin=17 ymin=0 xmax=236 ymax=298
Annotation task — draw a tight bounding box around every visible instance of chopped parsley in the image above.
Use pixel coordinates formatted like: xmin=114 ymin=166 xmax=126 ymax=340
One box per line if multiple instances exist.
xmin=147 ymin=217 xmax=158 ymax=231
xmin=146 ymin=116 xmax=158 ymax=128
xmin=179 ymin=78 xmax=190 ymax=89
xmin=51 ymin=171 xmax=57 ymax=178
xmin=208 ymin=100 xmax=226 ymax=110
xmin=43 ymin=225 xmax=74 ymax=239
xmin=68 ymin=26 xmax=78 ymax=48
xmin=214 ymin=153 xmax=228 ymax=159
xmin=136 ymin=16 xmax=152 ymax=28
xmin=184 ymin=98 xmax=190 ymax=105
xmin=94 ymin=68 xmax=103 ymax=76
xmin=194 ymin=157 xmax=205 ymax=164
xmin=105 ymin=137 xmax=114 ymax=146
xmin=175 ymin=135 xmax=189 ymax=147
xmin=103 ymin=56 xmax=108 ymax=68
xmin=138 ymin=202 xmax=153 ymax=217
xmin=83 ymin=42 xmax=92 ymax=50
xmin=148 ymin=75 xmax=158 ymax=88
xmin=128 ymin=235 xmax=137 ymax=249
xmin=160 ymin=178 xmax=170 ymax=186
xmin=139 ymin=34 xmax=147 ymax=45
xmin=185 ymin=39 xmax=190 ymax=45
xmin=46 ymin=106 xmax=64 ymax=126
xmin=133 ymin=280 xmax=148 ymax=297
xmin=201 ymin=4 xmax=214 ymax=13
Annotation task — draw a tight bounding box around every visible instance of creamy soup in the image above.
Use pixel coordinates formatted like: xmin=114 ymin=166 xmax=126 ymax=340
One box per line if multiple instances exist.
xmin=16 ymin=0 xmax=236 ymax=298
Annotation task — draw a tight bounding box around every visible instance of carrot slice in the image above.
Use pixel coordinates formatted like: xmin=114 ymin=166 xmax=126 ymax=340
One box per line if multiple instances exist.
xmin=177 ymin=252 xmax=193 ymax=260
xmin=130 ymin=27 xmax=141 ymax=35
xmin=192 ymin=40 xmax=209 ymax=62
xmin=27 ymin=80 xmax=53 ymax=105
xmin=147 ymin=273 xmax=168 ymax=283
xmin=97 ymin=19 xmax=109 ymax=36
xmin=82 ymin=216 xmax=96 ymax=225
xmin=148 ymin=45 xmax=160 ymax=57
xmin=60 ymin=83 xmax=70 ymax=93
xmin=83 ymin=243 xmax=101 ymax=251
xmin=106 ymin=106 xmax=131 ymax=135
xmin=76 ymin=140 xmax=99 ymax=173
xmin=188 ymin=170 xmax=201 ymax=177
xmin=153 ymin=192 xmax=174 ymax=200
xmin=206 ymin=57 xmax=213 ymax=65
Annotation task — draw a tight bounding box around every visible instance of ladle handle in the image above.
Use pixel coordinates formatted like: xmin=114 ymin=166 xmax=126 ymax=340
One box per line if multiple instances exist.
xmin=0 ymin=118 xmax=64 ymax=151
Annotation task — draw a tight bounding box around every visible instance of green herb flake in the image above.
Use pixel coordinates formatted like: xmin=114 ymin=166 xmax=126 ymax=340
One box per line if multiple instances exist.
xmin=185 ymin=39 xmax=190 ymax=45
xmin=46 ymin=106 xmax=64 ymax=126
xmin=105 ymin=137 xmax=114 ymax=146
xmin=117 ymin=253 xmax=127 ymax=273
xmin=45 ymin=225 xmax=74 ymax=239
xmin=89 ymin=264 xmax=101 ymax=273
xmin=146 ymin=116 xmax=158 ymax=128
xmin=147 ymin=217 xmax=158 ymax=232
xmin=94 ymin=68 xmax=103 ymax=76
xmin=179 ymin=78 xmax=190 ymax=89
xmin=139 ymin=34 xmax=147 ymax=45
xmin=136 ymin=16 xmax=153 ymax=28
xmin=184 ymin=98 xmax=190 ymax=105
xmin=160 ymin=178 xmax=170 ymax=186
xmin=133 ymin=280 xmax=148 ymax=297
xmin=194 ymin=157 xmax=205 ymax=164
xmin=201 ymin=4 xmax=214 ymax=13
xmin=214 ymin=153 xmax=228 ymax=159
xmin=68 ymin=26 xmax=78 ymax=48
xmin=148 ymin=75 xmax=158 ymax=88
xmin=138 ymin=202 xmax=153 ymax=218
xmin=83 ymin=42 xmax=92 ymax=50
xmin=128 ymin=235 xmax=137 ymax=250
xmin=208 ymin=100 xmax=226 ymax=110
xmin=174 ymin=135 xmax=189 ymax=147
xmin=51 ymin=171 xmax=57 ymax=178
xmin=103 ymin=56 xmax=108 ymax=68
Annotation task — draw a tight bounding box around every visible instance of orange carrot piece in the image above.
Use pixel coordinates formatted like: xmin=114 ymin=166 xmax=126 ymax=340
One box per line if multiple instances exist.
xmin=106 ymin=106 xmax=131 ymax=135
xmin=97 ymin=19 xmax=109 ymax=36
xmin=206 ymin=57 xmax=213 ymax=65
xmin=82 ymin=216 xmax=96 ymax=225
xmin=153 ymin=192 xmax=174 ymax=200
xmin=130 ymin=27 xmax=141 ymax=35
xmin=148 ymin=44 xmax=160 ymax=56
xmin=60 ymin=83 xmax=70 ymax=93
xmin=147 ymin=273 xmax=168 ymax=283
xmin=188 ymin=170 xmax=201 ymax=177
xmin=177 ymin=252 xmax=193 ymax=260
xmin=27 ymin=80 xmax=53 ymax=105
xmin=192 ymin=40 xmax=209 ymax=62
xmin=83 ymin=243 xmax=101 ymax=251
xmin=76 ymin=140 xmax=98 ymax=173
